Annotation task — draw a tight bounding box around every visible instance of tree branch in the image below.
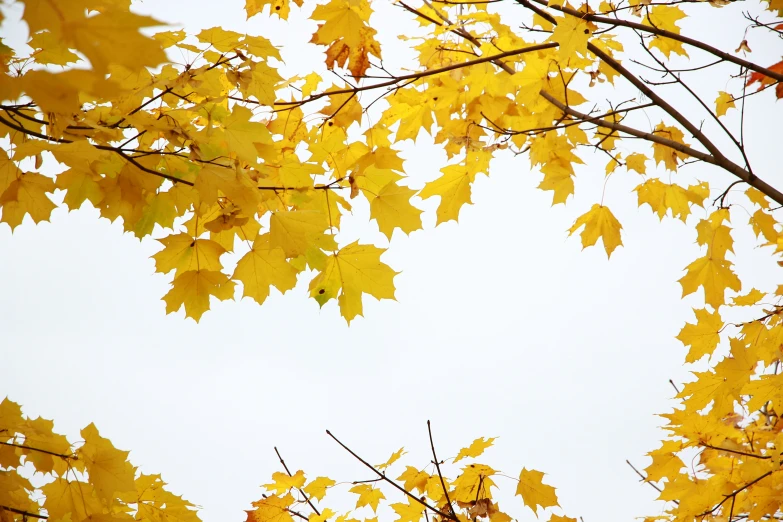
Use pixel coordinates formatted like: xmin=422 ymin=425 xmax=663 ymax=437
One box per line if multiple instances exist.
xmin=0 ymin=505 xmax=48 ymax=519
xmin=274 ymin=447 xmax=321 ymax=516
xmin=0 ymin=441 xmax=75 ymax=460
xmin=426 ymin=421 xmax=456 ymax=519
xmin=529 ymin=0 xmax=783 ymax=82
xmin=326 ymin=430 xmax=457 ymax=522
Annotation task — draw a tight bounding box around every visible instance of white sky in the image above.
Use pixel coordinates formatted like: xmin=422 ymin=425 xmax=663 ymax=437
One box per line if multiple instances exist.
xmin=2 ymin=1 xmax=782 ymax=522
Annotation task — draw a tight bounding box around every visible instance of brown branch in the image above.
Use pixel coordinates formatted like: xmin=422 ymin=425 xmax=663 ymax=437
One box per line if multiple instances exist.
xmin=528 ymin=0 xmax=783 ymax=82
xmin=274 ymin=447 xmax=321 ymax=516
xmin=326 ymin=430 xmax=457 ymax=522
xmin=697 ymin=470 xmax=775 ymax=517
xmin=700 ymin=443 xmax=771 ymax=460
xmin=0 ymin=441 xmax=75 ymax=460
xmin=587 ymin=43 xmax=783 ymax=205
xmin=426 ymin=421 xmax=456 ymax=519
xmin=625 ymin=459 xmax=664 ymax=495
xmin=274 ymin=43 xmax=557 ymax=108
xmin=0 ymin=505 xmax=48 ymax=519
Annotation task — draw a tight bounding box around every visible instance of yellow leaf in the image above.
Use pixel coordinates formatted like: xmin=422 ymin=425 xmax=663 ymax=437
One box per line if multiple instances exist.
xmin=133 ymin=192 xmax=178 ymax=238
xmin=452 ymin=464 xmax=496 ymax=503
xmin=644 ymin=440 xmax=685 ymax=483
xmin=265 ymin=470 xmax=306 ymax=496
xmin=715 ymin=91 xmax=735 ymax=117
xmin=369 ymin=182 xmax=422 ymax=239
xmin=309 ymin=242 xmax=397 ymax=323
xmin=247 ymin=494 xmax=295 ymax=522
xmin=78 ymin=423 xmax=136 ymax=502
xmin=645 ymin=6 xmax=688 ymax=57
xmin=515 ymin=468 xmax=559 ymax=516
xmin=221 ymin=106 xmax=273 ymax=165
xmin=349 ymin=484 xmax=385 ymax=512
xmin=42 ymin=479 xmax=104 ymax=522
xmin=269 ymin=210 xmax=337 ymax=258
xmin=64 ymin=10 xmax=167 ymax=73
xmin=377 ymin=447 xmax=405 ymax=470
xmin=310 ymin=0 xmax=381 ymax=78
xmin=749 ymin=209 xmax=778 ymax=243
xmin=163 ymin=269 xmax=236 ymax=322
xmin=55 ymin=167 xmax=104 ymax=211
xmin=303 ymin=477 xmax=335 ymax=502
xmin=652 ymin=123 xmax=690 ymax=171
xmin=549 ymin=15 xmax=590 ymax=64
xmin=679 ymin=255 xmax=741 ymax=309
xmin=233 ymin=234 xmax=299 ymax=305
xmin=732 ymin=288 xmax=765 ymax=306
xmin=567 ymin=204 xmax=623 ymax=257
xmin=0 ymin=171 xmax=56 ymax=230
xmin=246 ymin=0 xmax=304 ymax=19
xmin=29 ymin=30 xmax=79 ymax=65
xmin=17 ymin=417 xmax=69 ymax=475
xmin=625 ymin=153 xmax=647 ymax=175
xmin=390 ymin=498 xmax=423 ymax=522
xmin=454 ymin=437 xmax=496 ymax=463
xmin=152 ymin=234 xmax=226 ymax=276
xmin=396 ymin=467 xmax=429 ymax=493
xmin=676 ymin=308 xmax=723 ymax=362
xmin=419 ymin=164 xmax=476 ymax=225
xmin=635 ymin=179 xmax=709 ymax=222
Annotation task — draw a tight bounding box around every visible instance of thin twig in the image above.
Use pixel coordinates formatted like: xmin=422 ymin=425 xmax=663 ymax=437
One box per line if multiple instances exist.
xmin=274 ymin=447 xmax=321 ymax=516
xmin=326 ymin=430 xmax=457 ymax=521
xmin=427 ymin=421 xmax=456 ymax=518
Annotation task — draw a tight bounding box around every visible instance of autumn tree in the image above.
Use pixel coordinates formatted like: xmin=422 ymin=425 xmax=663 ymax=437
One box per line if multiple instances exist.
xmin=2 ymin=0 xmax=783 ymax=521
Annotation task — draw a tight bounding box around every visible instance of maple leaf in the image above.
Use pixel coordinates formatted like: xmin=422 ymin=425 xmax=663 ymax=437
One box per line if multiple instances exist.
xmin=265 ymin=470 xmax=306 ymax=495
xmin=303 ymin=477 xmax=335 ymax=501
xmin=549 ymin=16 xmax=591 ymax=64
xmin=625 ymin=153 xmax=647 ymax=175
xmin=645 ymin=6 xmax=688 ymax=57
xmin=676 ymin=308 xmax=723 ymax=362
xmin=247 ymin=494 xmax=295 ymax=522
xmin=369 ymin=182 xmax=422 ymax=239
xmin=77 ymin=423 xmax=136 ymax=502
xmin=41 ymin=479 xmax=104 ymax=522
xmin=454 ymin=437 xmax=496 ymax=463
xmin=152 ymin=234 xmax=226 ymax=276
xmin=163 ymin=269 xmax=236 ymax=322
xmin=644 ymin=440 xmax=685 ymax=483
xmin=419 ymin=164 xmax=477 ymax=225
xmin=746 ymin=59 xmax=783 ymax=99
xmin=310 ymin=0 xmax=381 ymax=78
xmin=515 ymin=468 xmax=559 ymax=516
xmin=390 ymin=498 xmax=423 ymax=522
xmin=396 ymin=467 xmax=429 ymax=493
xmin=377 ymin=447 xmax=405 ymax=470
xmin=0 ymin=171 xmax=56 ymax=230
xmin=652 ymin=123 xmax=690 ymax=171
xmin=452 ymin=464 xmax=496 ymax=503
xmin=269 ymin=210 xmax=337 ymax=258
xmin=233 ymin=234 xmax=299 ymax=305
xmin=635 ymin=179 xmax=709 ymax=222
xmin=349 ymin=484 xmax=385 ymax=512
xmin=63 ymin=10 xmax=168 ymax=73
xmin=246 ymin=0 xmax=304 ymax=19
xmin=715 ymin=91 xmax=736 ymax=117
xmin=568 ymin=204 xmax=623 ymax=257
xmin=308 ymin=242 xmax=397 ymax=323
xmin=733 ymin=288 xmax=765 ymax=306
xmin=679 ymin=256 xmax=741 ymax=309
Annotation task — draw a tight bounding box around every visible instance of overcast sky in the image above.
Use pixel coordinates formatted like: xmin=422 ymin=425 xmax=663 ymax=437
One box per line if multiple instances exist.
xmin=2 ymin=2 xmax=782 ymax=522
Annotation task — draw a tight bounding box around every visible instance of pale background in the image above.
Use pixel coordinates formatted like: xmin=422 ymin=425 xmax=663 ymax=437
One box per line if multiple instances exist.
xmin=1 ymin=1 xmax=782 ymax=522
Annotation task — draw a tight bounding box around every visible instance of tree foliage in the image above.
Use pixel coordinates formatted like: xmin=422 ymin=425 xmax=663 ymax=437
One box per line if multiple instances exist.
xmin=2 ymin=0 xmax=783 ymax=521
